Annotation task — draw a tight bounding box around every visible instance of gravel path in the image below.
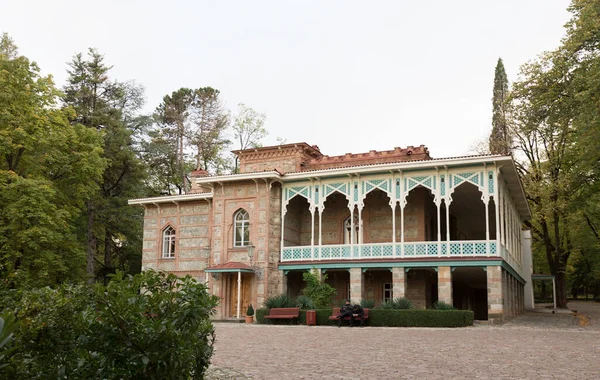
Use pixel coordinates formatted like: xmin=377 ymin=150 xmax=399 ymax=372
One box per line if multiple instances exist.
xmin=205 ymin=302 xmax=600 ymax=379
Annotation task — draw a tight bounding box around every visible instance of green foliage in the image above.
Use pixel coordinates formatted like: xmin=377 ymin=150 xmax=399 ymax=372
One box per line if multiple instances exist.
xmin=359 ymin=299 xmax=376 ymax=308
xmin=255 ymin=308 xmax=473 ymax=327
xmin=295 ymin=295 xmax=315 ymax=309
xmin=232 ymin=103 xmax=267 ymax=172
xmin=1 ymin=270 xmax=219 ymax=379
xmin=380 ymin=297 xmax=413 ymax=309
xmin=368 ymin=309 xmax=473 ymax=327
xmin=489 ymin=57 xmax=510 ymax=154
xmin=246 ymin=304 xmax=254 ymax=316
xmin=0 ymin=312 xmax=18 ymax=369
xmin=264 ymin=294 xmax=295 ymax=309
xmin=433 ymin=301 xmax=455 ymax=310
xmin=507 ymin=0 xmax=600 ymax=306
xmin=63 ymin=48 xmax=148 ymax=283
xmin=150 ymin=87 xmax=231 ymax=189
xmin=0 ymin=34 xmax=105 ymax=287
xmin=301 ymin=269 xmax=337 ymax=308
xmin=255 ymin=308 xmax=268 ymax=324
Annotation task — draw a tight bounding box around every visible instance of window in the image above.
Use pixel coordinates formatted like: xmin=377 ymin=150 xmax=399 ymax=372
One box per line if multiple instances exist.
xmin=343 ymin=214 xmax=360 ymax=244
xmin=383 ymin=283 xmax=393 ymax=302
xmin=162 ymin=226 xmax=176 ymax=258
xmin=234 ymin=209 xmax=250 ymax=247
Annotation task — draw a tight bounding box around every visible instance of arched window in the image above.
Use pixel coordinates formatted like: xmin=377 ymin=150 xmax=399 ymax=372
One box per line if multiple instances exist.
xmin=234 ymin=209 xmax=250 ymax=247
xmin=343 ymin=214 xmax=360 ymax=244
xmin=162 ymin=226 xmax=176 ymax=258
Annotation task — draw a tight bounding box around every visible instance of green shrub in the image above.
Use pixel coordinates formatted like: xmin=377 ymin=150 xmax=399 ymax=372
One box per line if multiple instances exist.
xmin=256 ymin=308 xmax=269 ymax=324
xmin=246 ymin=304 xmax=254 ymax=316
xmin=0 ymin=312 xmax=18 ymax=370
xmin=379 ymin=297 xmax=413 ymax=309
xmin=0 ymin=270 xmax=219 ymax=379
xmin=295 ymin=295 xmax=315 ymax=309
xmin=433 ymin=301 xmax=456 ymax=310
xmin=264 ymin=294 xmax=296 ymax=309
xmin=360 ymin=299 xmax=375 ymax=308
xmin=369 ymin=309 xmax=473 ymax=327
xmin=302 ymin=269 xmax=337 ymax=308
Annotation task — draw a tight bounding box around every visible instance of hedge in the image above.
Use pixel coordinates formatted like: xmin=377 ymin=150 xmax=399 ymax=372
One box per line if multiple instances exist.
xmin=256 ymin=308 xmax=473 ymax=327
xmin=368 ymin=309 xmax=474 ymax=327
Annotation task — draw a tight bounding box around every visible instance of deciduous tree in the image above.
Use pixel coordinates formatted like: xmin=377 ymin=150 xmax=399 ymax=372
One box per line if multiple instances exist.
xmin=231 ymin=103 xmax=267 ymax=172
xmin=0 ymin=34 xmax=105 ymax=287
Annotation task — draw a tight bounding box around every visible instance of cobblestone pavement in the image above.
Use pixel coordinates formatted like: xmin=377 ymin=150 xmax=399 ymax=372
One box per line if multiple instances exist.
xmin=206 ymin=303 xmax=600 ymax=380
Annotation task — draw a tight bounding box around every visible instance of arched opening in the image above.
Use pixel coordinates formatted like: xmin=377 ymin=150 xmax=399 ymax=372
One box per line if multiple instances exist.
xmin=321 ymin=192 xmax=350 ymax=246
xmin=283 ymin=196 xmax=311 ymax=247
xmin=449 ymin=182 xmax=486 ymax=240
xmin=403 ymin=186 xmax=439 ymax=242
xmin=362 ymin=189 xmax=393 ymax=243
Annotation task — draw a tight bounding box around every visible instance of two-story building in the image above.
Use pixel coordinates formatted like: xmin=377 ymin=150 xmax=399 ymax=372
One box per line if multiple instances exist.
xmin=129 ymin=142 xmax=532 ymax=322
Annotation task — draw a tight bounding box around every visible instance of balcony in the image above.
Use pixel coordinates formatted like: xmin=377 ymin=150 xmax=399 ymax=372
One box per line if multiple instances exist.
xmin=281 ymin=240 xmax=499 ymax=262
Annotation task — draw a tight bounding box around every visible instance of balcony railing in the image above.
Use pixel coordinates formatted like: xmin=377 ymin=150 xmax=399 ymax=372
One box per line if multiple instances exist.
xmin=281 ymin=241 xmax=499 ymax=262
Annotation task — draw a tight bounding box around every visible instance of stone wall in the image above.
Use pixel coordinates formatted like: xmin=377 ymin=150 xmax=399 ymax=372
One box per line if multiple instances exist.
xmin=406 ymin=270 xmax=437 ymax=309
xmin=141 ymin=200 xmax=211 ymax=281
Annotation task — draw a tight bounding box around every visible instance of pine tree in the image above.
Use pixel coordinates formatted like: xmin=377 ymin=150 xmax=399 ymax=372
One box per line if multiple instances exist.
xmin=489 ymin=58 xmax=510 ymax=155
xmin=64 ymin=49 xmax=147 ymax=283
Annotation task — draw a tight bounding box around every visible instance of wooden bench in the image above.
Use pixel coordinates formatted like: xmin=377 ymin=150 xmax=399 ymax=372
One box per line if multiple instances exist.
xmin=328 ymin=307 xmax=370 ymax=323
xmin=264 ymin=307 xmax=300 ymax=321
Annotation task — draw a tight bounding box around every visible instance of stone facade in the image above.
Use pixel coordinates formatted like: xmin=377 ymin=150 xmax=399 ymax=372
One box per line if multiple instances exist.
xmin=131 ymin=141 xmax=531 ymax=321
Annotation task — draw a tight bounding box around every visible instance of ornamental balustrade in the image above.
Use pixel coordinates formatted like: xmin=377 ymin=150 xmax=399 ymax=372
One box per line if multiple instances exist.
xmin=281 ymin=241 xmax=500 ymax=261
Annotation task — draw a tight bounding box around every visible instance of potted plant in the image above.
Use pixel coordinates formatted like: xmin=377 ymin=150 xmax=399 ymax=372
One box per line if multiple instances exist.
xmin=245 ymin=304 xmax=254 ymax=324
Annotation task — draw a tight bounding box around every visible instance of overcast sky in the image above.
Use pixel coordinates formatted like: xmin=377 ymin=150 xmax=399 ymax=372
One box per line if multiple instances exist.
xmin=1 ymin=0 xmax=572 ymax=158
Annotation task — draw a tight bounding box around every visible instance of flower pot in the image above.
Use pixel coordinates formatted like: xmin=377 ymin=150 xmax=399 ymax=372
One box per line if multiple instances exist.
xmin=245 ymin=315 xmax=254 ymax=324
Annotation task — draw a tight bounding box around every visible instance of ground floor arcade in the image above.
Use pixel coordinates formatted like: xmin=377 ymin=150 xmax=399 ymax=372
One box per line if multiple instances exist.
xmin=281 ymin=261 xmax=525 ymax=321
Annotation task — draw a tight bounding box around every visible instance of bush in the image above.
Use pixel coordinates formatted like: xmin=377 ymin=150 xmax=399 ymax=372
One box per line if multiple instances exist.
xmin=360 ymin=299 xmax=375 ymax=308
xmin=0 ymin=270 xmax=219 ymax=379
xmin=433 ymin=301 xmax=455 ymax=310
xmin=246 ymin=304 xmax=254 ymax=316
xmin=302 ymin=269 xmax=337 ymax=308
xmin=380 ymin=297 xmax=413 ymax=309
xmin=369 ymin=309 xmax=473 ymax=327
xmin=255 ymin=308 xmax=269 ymax=324
xmin=295 ymin=295 xmax=315 ymax=309
xmin=264 ymin=294 xmax=295 ymax=309
xmin=256 ymin=307 xmax=473 ymax=327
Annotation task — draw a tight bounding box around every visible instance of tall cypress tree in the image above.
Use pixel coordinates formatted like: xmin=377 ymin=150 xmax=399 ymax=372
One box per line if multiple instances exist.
xmin=489 ymin=58 xmax=510 ymax=154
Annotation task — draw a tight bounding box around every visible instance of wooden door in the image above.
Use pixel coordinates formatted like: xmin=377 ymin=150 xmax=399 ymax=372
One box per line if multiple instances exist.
xmin=228 ymin=273 xmax=252 ymax=318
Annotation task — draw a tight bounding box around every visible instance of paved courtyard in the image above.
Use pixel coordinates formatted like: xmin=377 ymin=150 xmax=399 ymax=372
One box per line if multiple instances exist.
xmin=206 ymin=301 xmax=600 ymax=379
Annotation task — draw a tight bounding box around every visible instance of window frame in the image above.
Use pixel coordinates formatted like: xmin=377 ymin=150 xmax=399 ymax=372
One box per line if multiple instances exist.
xmin=233 ymin=209 xmax=250 ymax=247
xmin=383 ymin=282 xmax=393 ymax=302
xmin=162 ymin=225 xmax=176 ymax=259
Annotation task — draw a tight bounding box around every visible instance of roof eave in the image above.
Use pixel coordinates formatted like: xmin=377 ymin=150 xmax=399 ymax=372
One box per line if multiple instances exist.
xmin=128 ymin=193 xmax=213 ymax=206
xmin=283 ymin=155 xmax=511 ymax=180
